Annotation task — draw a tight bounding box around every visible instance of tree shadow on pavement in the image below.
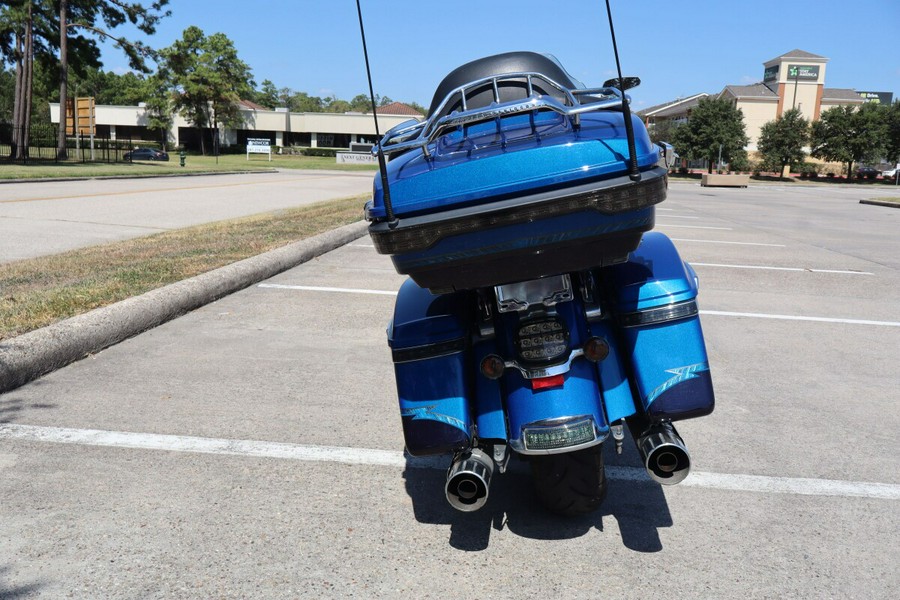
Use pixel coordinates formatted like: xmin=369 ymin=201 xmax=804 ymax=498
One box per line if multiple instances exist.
xmin=0 ymin=565 xmax=44 ymax=599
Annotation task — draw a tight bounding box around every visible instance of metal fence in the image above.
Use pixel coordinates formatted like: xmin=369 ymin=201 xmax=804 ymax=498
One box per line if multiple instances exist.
xmin=1 ymin=123 xmax=134 ymax=164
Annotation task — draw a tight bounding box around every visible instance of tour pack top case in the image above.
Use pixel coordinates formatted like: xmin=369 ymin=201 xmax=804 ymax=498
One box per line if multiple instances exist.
xmin=365 ymin=52 xmax=672 ymax=293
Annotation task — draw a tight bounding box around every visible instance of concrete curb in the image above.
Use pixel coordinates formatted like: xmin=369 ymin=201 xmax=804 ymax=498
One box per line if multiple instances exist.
xmin=0 ymin=220 xmax=369 ymax=395
xmin=859 ymin=199 xmax=900 ymax=208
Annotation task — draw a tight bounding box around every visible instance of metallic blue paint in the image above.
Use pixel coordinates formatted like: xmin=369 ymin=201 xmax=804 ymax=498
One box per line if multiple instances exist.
xmin=605 ymin=232 xmax=699 ymax=311
xmin=368 ymin=111 xmax=658 ymax=220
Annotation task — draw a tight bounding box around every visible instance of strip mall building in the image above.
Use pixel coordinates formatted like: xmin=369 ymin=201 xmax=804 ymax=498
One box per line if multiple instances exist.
xmin=48 ymin=100 xmax=423 ymax=152
xmin=639 ymin=49 xmax=893 ymax=153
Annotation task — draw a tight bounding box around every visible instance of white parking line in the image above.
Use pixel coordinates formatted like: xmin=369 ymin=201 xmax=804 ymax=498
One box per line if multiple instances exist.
xmin=254 ymin=285 xmax=898 ymax=326
xmin=691 ymin=263 xmax=873 ymax=275
xmin=657 ymin=223 xmax=733 ymax=230
xmin=700 ymin=310 xmax=900 ymax=327
xmin=670 ymin=238 xmax=786 ymax=247
xmin=349 ymin=243 xmax=375 ymax=248
xmin=2 ymin=424 xmax=897 ymax=500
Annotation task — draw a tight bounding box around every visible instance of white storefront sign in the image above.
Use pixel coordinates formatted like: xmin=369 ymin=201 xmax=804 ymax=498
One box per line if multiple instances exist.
xmin=336 ymin=151 xmax=377 ymax=165
xmin=246 ymin=138 xmax=271 ymax=161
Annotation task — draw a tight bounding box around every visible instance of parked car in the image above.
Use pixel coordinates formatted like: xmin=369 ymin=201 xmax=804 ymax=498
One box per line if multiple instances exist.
xmin=124 ymin=148 xmax=169 ymax=161
xmin=855 ymin=166 xmax=880 ymax=180
xmin=882 ymin=166 xmax=898 ymax=179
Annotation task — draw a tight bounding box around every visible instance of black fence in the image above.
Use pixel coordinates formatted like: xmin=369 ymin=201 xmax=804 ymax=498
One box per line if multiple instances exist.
xmin=1 ymin=123 xmax=135 ymax=164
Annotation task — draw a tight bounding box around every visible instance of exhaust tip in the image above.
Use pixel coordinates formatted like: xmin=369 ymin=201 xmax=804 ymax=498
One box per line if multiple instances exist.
xmin=446 ymin=449 xmax=494 ymax=512
xmin=634 ymin=423 xmax=691 ymax=486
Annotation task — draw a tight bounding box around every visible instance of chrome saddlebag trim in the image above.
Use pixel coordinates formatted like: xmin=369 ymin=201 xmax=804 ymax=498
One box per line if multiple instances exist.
xmin=617 ymin=299 xmax=698 ymax=328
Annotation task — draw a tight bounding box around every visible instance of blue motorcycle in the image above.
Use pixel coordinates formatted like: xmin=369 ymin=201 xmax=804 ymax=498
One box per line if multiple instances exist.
xmin=365 ymin=52 xmax=714 ymax=515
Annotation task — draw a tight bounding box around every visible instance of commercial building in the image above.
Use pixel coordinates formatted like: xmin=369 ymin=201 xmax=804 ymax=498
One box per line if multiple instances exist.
xmin=48 ymin=99 xmax=423 ymax=151
xmin=639 ymin=49 xmax=892 ymax=152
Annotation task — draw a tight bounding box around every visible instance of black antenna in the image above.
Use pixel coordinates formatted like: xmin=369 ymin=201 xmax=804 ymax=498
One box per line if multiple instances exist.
xmin=356 ymin=0 xmax=396 ymax=224
xmin=604 ymin=0 xmax=641 ymax=182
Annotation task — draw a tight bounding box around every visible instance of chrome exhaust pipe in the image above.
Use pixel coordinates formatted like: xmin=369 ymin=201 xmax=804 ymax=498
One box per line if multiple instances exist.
xmin=446 ymin=448 xmax=494 ymax=512
xmin=632 ymin=422 xmax=691 ymax=485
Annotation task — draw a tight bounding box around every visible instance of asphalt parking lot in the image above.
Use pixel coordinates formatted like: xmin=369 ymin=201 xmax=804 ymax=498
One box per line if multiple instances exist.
xmin=0 ymin=170 xmax=372 ymax=264
xmin=1 ymin=181 xmax=899 ymax=598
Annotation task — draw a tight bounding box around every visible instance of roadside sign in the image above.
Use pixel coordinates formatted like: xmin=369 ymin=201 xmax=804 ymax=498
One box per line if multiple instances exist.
xmin=65 ymin=97 xmax=95 ymax=135
xmin=246 ymin=138 xmax=272 ymax=161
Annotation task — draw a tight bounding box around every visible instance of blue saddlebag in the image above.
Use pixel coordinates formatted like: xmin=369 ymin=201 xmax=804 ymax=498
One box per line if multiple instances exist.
xmin=604 ymin=232 xmax=715 ymax=421
xmin=387 ymin=279 xmax=474 ymax=455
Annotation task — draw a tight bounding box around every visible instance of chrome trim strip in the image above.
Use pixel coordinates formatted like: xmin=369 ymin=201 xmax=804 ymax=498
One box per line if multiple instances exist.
xmin=618 ymin=300 xmax=699 ymax=328
xmin=503 ymin=348 xmax=584 ymax=380
xmin=391 ymin=337 xmax=467 ymax=363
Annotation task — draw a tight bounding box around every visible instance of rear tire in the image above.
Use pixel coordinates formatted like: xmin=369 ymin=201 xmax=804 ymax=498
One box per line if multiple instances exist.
xmin=530 ymin=445 xmax=607 ymax=516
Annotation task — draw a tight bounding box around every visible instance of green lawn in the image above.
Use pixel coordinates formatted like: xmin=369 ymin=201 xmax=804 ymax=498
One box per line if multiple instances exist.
xmin=0 ymin=195 xmax=368 ymax=339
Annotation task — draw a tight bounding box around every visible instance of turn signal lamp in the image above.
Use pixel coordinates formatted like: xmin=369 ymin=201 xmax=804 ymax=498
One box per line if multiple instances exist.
xmin=480 ymin=354 xmax=506 ymax=380
xmin=583 ymin=337 xmax=610 ymax=362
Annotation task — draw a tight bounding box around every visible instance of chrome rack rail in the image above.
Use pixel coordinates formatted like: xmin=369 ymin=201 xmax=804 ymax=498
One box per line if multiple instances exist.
xmin=375 ymin=72 xmax=632 ymax=158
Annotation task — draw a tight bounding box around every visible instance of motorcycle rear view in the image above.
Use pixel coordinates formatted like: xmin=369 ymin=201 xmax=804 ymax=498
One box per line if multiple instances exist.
xmin=357 ymin=4 xmax=714 ymax=516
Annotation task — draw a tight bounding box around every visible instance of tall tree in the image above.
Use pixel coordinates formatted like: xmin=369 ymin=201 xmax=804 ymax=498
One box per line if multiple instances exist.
xmin=160 ymin=26 xmax=253 ymax=155
xmin=56 ymin=0 xmax=170 ymax=158
xmin=810 ymin=104 xmax=887 ymax=178
xmin=670 ymin=97 xmax=748 ymax=173
xmin=757 ymin=108 xmax=810 ymax=176
xmin=883 ymin=100 xmax=900 ymax=166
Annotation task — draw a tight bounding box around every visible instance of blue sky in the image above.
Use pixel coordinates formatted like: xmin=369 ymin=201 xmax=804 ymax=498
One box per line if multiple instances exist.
xmin=98 ymin=0 xmax=900 ymax=111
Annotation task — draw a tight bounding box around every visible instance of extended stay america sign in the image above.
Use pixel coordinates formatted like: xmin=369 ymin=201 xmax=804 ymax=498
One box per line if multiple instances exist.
xmin=787 ymin=64 xmax=820 ymax=81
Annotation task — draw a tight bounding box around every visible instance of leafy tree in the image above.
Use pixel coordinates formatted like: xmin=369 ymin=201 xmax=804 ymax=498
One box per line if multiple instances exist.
xmin=670 ymin=97 xmax=748 ymax=173
xmin=324 ymin=95 xmax=350 ymax=113
xmin=253 ymin=78 xmax=278 ymax=108
xmin=407 ymin=100 xmax=427 ymax=116
xmin=349 ymin=93 xmax=371 ymax=113
xmin=647 ymin=118 xmax=678 ymax=146
xmin=160 ymin=26 xmax=254 ymax=155
xmin=810 ymin=104 xmax=887 ymax=178
xmin=74 ymin=67 xmax=150 ymax=105
xmin=56 ymin=0 xmax=171 ymax=158
xmin=884 ymin=100 xmax=900 ymax=165
xmin=143 ymin=72 xmax=172 ymax=148
xmin=288 ymin=90 xmax=322 ymax=112
xmin=757 ymin=108 xmax=810 ymax=176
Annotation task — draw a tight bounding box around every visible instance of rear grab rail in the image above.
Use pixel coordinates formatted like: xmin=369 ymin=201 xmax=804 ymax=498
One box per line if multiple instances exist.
xmin=376 ymin=72 xmax=633 ymax=158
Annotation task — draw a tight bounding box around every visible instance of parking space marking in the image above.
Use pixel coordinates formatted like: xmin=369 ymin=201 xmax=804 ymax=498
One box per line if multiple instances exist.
xmin=692 ymin=263 xmax=873 ymax=275
xmin=701 ymin=310 xmax=900 ymax=327
xmin=254 ymin=285 xmax=898 ymax=326
xmin=349 ymin=243 xmax=376 ymax=248
xmin=2 ymin=424 xmax=897 ymax=500
xmin=257 ymin=283 xmax=398 ymax=296
xmin=670 ymin=238 xmax=786 ymax=247
xmin=657 ymin=223 xmax=733 ymax=230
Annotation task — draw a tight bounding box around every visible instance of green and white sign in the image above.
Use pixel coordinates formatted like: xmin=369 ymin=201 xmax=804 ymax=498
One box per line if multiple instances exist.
xmin=857 ymin=91 xmax=893 ymax=104
xmin=787 ymin=64 xmax=820 ymax=81
xmin=764 ymin=65 xmax=779 ymax=82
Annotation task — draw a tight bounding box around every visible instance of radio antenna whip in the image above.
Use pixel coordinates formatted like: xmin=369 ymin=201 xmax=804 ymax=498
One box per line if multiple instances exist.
xmin=604 ymin=0 xmax=641 ymax=182
xmin=356 ymin=0 xmax=396 ymax=224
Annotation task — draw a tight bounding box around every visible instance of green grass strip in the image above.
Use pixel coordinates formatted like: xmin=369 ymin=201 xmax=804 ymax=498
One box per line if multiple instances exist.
xmin=0 ymin=195 xmax=367 ymax=340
